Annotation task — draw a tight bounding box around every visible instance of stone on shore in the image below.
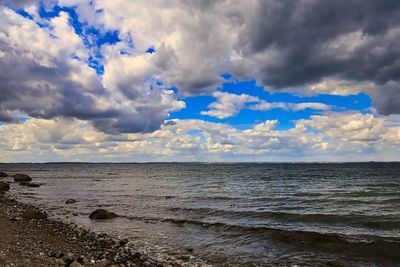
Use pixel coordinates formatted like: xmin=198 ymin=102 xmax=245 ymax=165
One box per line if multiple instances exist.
xmin=13 ymin=174 xmax=32 ymax=182
xmin=119 ymin=238 xmax=129 ymax=246
xmin=19 ymin=182 xmax=40 ymax=188
xmin=22 ymin=208 xmax=48 ymax=220
xmin=89 ymin=209 xmax=118 ymax=220
xmin=0 ymin=172 xmax=8 ymax=177
xmin=69 ymin=261 xmax=84 ymax=267
xmin=0 ymin=181 xmax=10 ymax=192
xmin=65 ymin=199 xmax=77 ymax=204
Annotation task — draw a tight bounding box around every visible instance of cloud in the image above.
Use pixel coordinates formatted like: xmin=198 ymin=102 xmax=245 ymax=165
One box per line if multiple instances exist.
xmin=368 ymin=81 xmax=400 ymax=115
xmin=1 ymin=112 xmax=400 ymax=162
xmin=200 ymin=91 xmax=258 ymax=119
xmin=1 ymin=0 xmax=400 ymax=149
xmin=298 ymin=79 xmax=376 ymax=96
xmin=250 ymin=101 xmax=330 ymax=112
xmin=233 ymin=0 xmax=400 ymax=114
xmin=201 ymin=92 xmax=330 ymax=119
xmin=93 ymin=0 xmax=234 ymax=96
xmin=0 ymin=0 xmax=55 ymax=8
xmin=298 ymin=112 xmax=387 ymax=143
xmin=89 ymin=0 xmax=400 ymax=114
xmin=0 ymin=7 xmax=184 ymax=134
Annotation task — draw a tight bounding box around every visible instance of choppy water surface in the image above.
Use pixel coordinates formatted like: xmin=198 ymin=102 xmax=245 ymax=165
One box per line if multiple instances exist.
xmin=1 ymin=163 xmax=400 ymax=266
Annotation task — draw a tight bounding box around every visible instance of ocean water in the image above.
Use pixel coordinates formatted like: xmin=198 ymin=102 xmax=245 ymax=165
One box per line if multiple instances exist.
xmin=1 ymin=163 xmax=400 ymax=266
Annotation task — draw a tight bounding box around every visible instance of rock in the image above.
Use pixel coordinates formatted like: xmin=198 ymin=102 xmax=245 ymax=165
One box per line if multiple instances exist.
xmin=55 ymin=258 xmax=65 ymax=266
xmin=64 ymin=257 xmax=74 ymax=266
xmin=89 ymin=209 xmax=118 ymax=220
xmin=132 ymin=252 xmax=141 ymax=259
xmin=22 ymin=208 xmax=47 ymax=220
xmin=9 ymin=216 xmax=21 ymax=221
xmin=0 ymin=172 xmax=8 ymax=177
xmin=327 ymin=261 xmax=346 ymax=267
xmin=69 ymin=261 xmax=83 ymax=267
xmin=76 ymin=255 xmax=86 ymax=264
xmin=93 ymin=259 xmax=113 ymax=267
xmin=65 ymin=199 xmax=78 ymax=204
xmin=49 ymin=251 xmax=64 ymax=258
xmin=19 ymin=182 xmax=40 ymax=187
xmin=119 ymin=238 xmax=129 ymax=246
xmin=13 ymin=173 xmax=32 ymax=182
xmin=179 ymin=255 xmax=190 ymax=261
xmin=0 ymin=182 xmax=10 ymax=192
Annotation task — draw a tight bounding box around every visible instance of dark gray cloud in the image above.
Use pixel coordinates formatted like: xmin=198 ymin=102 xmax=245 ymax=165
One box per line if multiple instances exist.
xmin=0 ymin=32 xmax=111 ymax=120
xmin=92 ymin=111 xmax=165 ymax=135
xmin=0 ymin=42 xmax=172 ymax=133
xmin=235 ymin=0 xmax=400 ymax=113
xmin=0 ymin=110 xmax=19 ymax=123
xmin=369 ymin=82 xmax=400 ymax=115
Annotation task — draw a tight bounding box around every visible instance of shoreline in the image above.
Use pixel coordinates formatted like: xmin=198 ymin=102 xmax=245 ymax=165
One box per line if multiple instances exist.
xmin=0 ymin=192 xmax=186 ymax=267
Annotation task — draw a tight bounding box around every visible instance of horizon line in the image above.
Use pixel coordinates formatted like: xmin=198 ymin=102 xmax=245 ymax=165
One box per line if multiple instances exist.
xmin=1 ymin=161 xmax=400 ymax=164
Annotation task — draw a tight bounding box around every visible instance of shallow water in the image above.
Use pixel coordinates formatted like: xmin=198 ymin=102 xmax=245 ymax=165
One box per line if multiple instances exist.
xmin=1 ymin=162 xmax=400 ymax=266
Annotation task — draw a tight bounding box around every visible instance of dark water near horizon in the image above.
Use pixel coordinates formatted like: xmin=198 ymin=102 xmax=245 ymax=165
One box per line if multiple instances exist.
xmin=1 ymin=163 xmax=400 ymax=266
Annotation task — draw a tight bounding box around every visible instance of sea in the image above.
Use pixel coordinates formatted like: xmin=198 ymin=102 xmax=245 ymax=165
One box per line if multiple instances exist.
xmin=1 ymin=162 xmax=400 ymax=266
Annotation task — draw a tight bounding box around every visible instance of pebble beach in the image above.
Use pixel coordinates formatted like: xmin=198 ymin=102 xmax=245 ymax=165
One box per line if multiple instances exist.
xmin=0 ymin=171 xmax=199 ymax=267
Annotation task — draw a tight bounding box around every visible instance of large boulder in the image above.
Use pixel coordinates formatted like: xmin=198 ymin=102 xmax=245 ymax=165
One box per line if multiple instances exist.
xmin=13 ymin=174 xmax=32 ymax=182
xmin=0 ymin=172 xmax=8 ymax=177
xmin=19 ymin=182 xmax=40 ymax=187
xmin=89 ymin=209 xmax=118 ymax=220
xmin=0 ymin=181 xmax=10 ymax=192
xmin=22 ymin=208 xmax=47 ymax=220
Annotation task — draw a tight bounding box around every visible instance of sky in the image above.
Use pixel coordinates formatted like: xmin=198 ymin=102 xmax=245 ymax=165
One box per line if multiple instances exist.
xmin=0 ymin=0 xmax=399 ymax=162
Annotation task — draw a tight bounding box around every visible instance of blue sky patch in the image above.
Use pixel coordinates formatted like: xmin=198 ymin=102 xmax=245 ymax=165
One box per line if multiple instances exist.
xmin=170 ymin=79 xmax=372 ymax=130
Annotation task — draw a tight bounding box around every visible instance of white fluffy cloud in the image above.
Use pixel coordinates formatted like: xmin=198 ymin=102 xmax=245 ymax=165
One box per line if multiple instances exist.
xmin=250 ymin=101 xmax=330 ymax=112
xmin=1 ymin=111 xmax=399 ymax=162
xmin=201 ymin=92 xmax=259 ymax=119
xmin=201 ymin=92 xmax=330 ymax=119
xmin=92 ymin=0 xmax=237 ymax=95
xmin=0 ymin=7 xmax=184 ymax=134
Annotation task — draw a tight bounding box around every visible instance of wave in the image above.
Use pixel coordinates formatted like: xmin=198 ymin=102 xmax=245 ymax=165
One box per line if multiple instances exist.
xmin=383 ymin=198 xmax=400 ymax=204
xmin=166 ymin=207 xmax=400 ymax=230
xmin=120 ymin=213 xmax=400 ymax=263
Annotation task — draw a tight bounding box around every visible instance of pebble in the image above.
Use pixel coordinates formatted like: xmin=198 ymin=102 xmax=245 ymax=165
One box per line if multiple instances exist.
xmin=119 ymin=238 xmax=129 ymax=246
xmin=178 ymin=255 xmax=190 ymax=261
xmin=55 ymin=258 xmax=65 ymax=265
xmin=69 ymin=261 xmax=84 ymax=267
xmin=65 ymin=199 xmax=78 ymax=204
